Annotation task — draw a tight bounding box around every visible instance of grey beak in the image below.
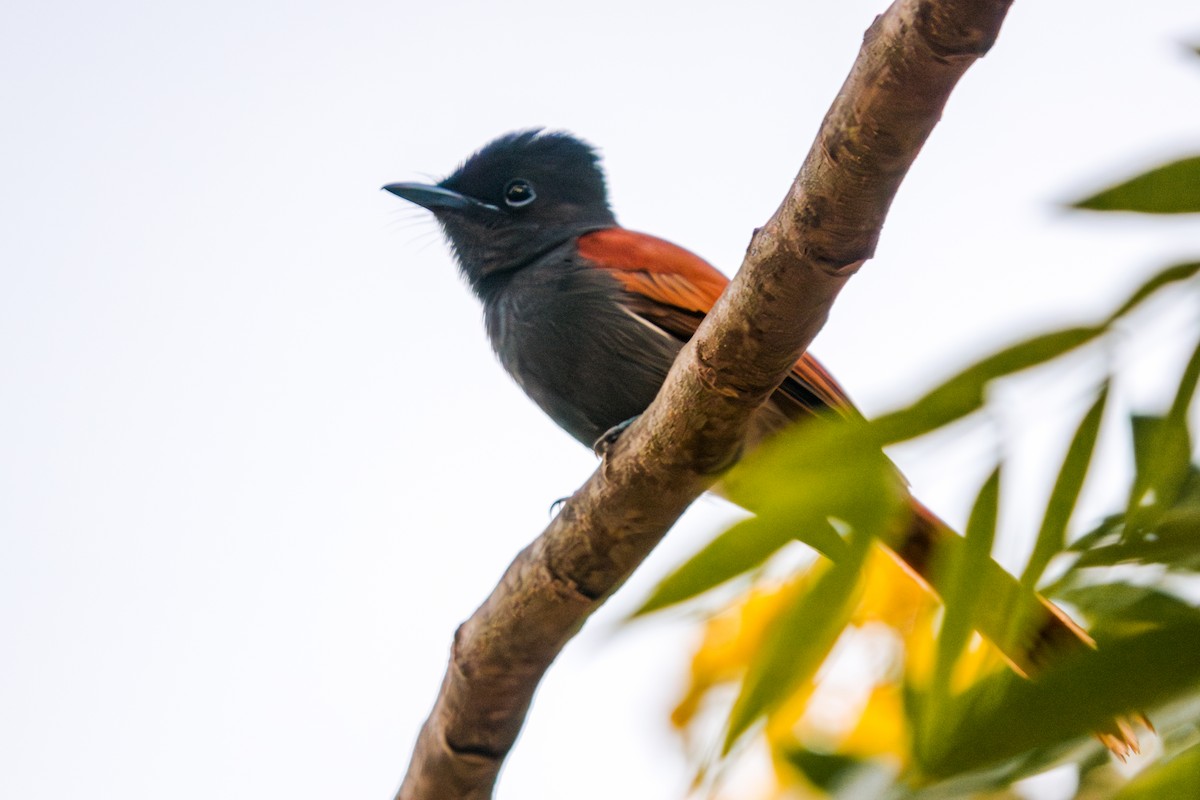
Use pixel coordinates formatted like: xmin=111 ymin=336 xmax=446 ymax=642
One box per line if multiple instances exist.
xmin=382 ymin=182 xmax=499 ymax=213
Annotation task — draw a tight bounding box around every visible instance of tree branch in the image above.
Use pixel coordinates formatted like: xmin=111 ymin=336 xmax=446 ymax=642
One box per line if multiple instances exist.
xmin=395 ymin=2 xmax=1013 ymax=798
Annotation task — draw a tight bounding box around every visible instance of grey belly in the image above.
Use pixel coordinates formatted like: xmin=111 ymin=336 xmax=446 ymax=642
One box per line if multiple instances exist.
xmin=483 ymin=262 xmax=683 ymax=447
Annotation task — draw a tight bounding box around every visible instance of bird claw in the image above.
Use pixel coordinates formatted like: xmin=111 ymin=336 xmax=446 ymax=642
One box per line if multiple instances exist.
xmin=593 ymin=416 xmax=640 ymax=457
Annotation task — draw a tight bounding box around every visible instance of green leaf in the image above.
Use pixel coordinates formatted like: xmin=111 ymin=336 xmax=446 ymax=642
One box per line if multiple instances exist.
xmin=1169 ymin=332 xmax=1200 ymax=425
xmin=635 ymin=413 xmax=908 ymax=617
xmin=1127 ymin=335 xmax=1200 ymax=529
xmin=899 ymin=522 xmax=1090 ymax=678
xmin=1131 ymin=414 xmax=1168 ymax=478
xmin=1073 ymin=507 xmax=1200 ymax=570
xmin=1113 ymin=742 xmax=1200 ymax=799
xmin=724 ymin=415 xmax=906 ymax=542
xmin=1061 ymin=582 xmax=1200 ymax=629
xmin=1105 ymin=261 xmax=1200 ymax=323
xmin=872 ymin=327 xmax=1104 ymax=444
xmin=866 ymin=260 xmax=1197 ymax=448
xmin=1176 ymin=464 xmax=1200 ymax=508
xmin=1064 ymin=512 xmax=1125 ymax=553
xmin=914 ymin=469 xmax=1001 ymax=759
xmin=632 ymin=513 xmax=845 ymax=616
xmin=933 ymin=468 xmax=1001 ymax=693
xmin=1072 ymin=156 xmax=1200 ymax=213
xmin=721 ymin=416 xmax=895 ymax=517
xmin=1021 ymin=385 xmax=1109 ymax=588
xmin=914 ymin=607 xmax=1200 ymax=777
xmin=782 ymin=749 xmax=866 ymax=793
xmin=868 ymin=261 xmax=1196 ymax=448
xmin=723 ymin=529 xmax=872 ymax=752
xmin=1126 ymin=415 xmax=1189 ymax=524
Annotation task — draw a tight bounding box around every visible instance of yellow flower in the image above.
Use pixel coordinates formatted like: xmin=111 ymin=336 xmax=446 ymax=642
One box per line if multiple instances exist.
xmin=854 ymin=545 xmax=935 ymax=634
xmin=673 ymin=577 xmax=811 ymax=730
xmin=839 ymin=681 xmax=908 ymax=760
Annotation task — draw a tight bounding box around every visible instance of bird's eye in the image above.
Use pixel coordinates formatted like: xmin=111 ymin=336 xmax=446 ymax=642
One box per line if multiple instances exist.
xmin=503 ymin=179 xmax=537 ymax=208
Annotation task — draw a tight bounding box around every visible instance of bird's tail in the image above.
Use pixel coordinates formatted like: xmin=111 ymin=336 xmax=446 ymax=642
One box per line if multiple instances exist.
xmin=887 ymin=497 xmax=1094 ymax=678
xmin=887 ymin=499 xmax=1151 ymax=757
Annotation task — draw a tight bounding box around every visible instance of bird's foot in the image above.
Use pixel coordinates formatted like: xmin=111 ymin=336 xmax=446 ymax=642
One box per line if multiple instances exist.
xmin=593 ymin=416 xmax=640 ymax=458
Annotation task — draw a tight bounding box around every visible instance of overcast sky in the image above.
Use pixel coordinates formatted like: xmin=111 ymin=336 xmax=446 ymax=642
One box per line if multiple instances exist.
xmin=2 ymin=2 xmax=1199 ymax=799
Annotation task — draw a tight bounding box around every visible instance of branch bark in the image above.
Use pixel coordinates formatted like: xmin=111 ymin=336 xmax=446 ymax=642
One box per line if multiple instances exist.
xmin=396 ymin=2 xmax=1013 ymax=797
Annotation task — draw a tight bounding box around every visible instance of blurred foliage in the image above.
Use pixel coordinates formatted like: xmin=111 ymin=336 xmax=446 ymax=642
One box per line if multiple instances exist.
xmin=643 ymin=76 xmax=1200 ymax=799
xmin=1071 ymin=156 xmax=1200 ymax=214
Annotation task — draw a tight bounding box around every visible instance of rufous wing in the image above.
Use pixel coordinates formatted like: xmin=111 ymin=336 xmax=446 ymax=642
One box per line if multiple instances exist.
xmin=577 ymin=227 xmax=854 ymax=417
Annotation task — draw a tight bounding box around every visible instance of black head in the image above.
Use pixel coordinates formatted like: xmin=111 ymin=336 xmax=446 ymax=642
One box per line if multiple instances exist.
xmin=384 ymin=130 xmax=617 ymax=290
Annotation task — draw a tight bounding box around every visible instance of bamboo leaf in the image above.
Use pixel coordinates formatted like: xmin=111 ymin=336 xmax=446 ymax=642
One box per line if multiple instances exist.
xmin=1105 ymin=261 xmax=1200 ymax=323
xmin=723 ymin=415 xmax=907 ymax=541
xmin=1168 ymin=331 xmax=1200 ymax=425
xmin=870 ymin=260 xmax=1196 ymax=446
xmin=1064 ymin=512 xmax=1125 ymax=553
xmin=914 ymin=605 xmax=1200 ymax=778
xmin=871 ymin=262 xmax=1197 ymax=447
xmin=636 ymin=414 xmax=907 ymax=617
xmin=632 ymin=514 xmax=844 ymax=616
xmin=1072 ymin=156 xmax=1200 ymax=213
xmin=1127 ymin=335 xmax=1200 ymax=529
xmin=1131 ymin=414 xmax=1167 ymax=479
xmin=781 ymin=749 xmax=866 ymax=793
xmin=1074 ymin=508 xmax=1200 ymax=570
xmin=915 ymin=469 xmax=1001 ymax=761
xmin=1021 ymin=385 xmax=1109 ymax=588
xmin=723 ymin=530 xmax=872 ymax=752
xmin=720 ymin=416 xmax=891 ymax=514
xmin=1112 ymin=741 xmax=1200 ymax=799
xmin=1126 ymin=416 xmax=1188 ymax=527
xmin=1062 ymin=581 xmax=1200 ymax=626
xmin=933 ymin=468 xmax=1001 ymax=694
xmin=872 ymin=327 xmax=1103 ymax=444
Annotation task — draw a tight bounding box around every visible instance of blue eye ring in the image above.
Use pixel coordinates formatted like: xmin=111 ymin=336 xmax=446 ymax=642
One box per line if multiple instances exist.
xmin=503 ymin=178 xmax=536 ymax=208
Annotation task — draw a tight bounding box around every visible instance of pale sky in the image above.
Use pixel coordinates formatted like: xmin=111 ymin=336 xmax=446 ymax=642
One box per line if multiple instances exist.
xmin=2 ymin=2 xmax=1199 ymax=799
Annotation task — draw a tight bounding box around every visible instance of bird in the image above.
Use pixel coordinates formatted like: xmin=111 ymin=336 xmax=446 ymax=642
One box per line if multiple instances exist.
xmin=383 ymin=129 xmax=1093 ymax=680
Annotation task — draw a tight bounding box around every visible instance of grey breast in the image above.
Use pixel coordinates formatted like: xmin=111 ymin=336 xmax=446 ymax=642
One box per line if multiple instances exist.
xmin=483 ymin=242 xmax=684 ymax=446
